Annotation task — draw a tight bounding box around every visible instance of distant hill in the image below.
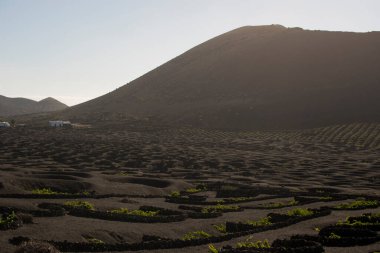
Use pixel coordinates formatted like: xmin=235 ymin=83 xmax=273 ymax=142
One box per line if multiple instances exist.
xmin=63 ymin=25 xmax=380 ymax=130
xmin=0 ymin=95 xmax=68 ymax=117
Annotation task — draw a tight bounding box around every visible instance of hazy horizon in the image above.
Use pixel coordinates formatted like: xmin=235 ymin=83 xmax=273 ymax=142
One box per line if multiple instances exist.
xmin=1 ymin=0 xmax=380 ymax=106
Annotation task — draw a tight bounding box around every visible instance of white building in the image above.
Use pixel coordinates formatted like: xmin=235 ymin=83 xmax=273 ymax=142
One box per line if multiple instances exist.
xmin=0 ymin=122 xmax=11 ymax=128
xmin=49 ymin=121 xmax=72 ymax=127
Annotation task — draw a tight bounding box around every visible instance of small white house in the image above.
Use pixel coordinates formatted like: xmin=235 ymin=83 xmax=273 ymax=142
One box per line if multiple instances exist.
xmin=0 ymin=122 xmax=11 ymax=128
xmin=49 ymin=121 xmax=72 ymax=128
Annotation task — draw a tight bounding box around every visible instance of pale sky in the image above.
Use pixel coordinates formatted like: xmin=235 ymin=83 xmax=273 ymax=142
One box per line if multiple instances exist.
xmin=1 ymin=0 xmax=380 ymax=106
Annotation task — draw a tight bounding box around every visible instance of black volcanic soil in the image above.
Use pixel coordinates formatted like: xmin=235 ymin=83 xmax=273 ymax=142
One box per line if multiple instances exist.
xmin=0 ymin=123 xmax=379 ymax=253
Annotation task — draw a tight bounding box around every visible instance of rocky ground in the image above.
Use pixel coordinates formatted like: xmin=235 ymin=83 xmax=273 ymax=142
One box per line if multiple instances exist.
xmin=0 ymin=123 xmax=379 ymax=253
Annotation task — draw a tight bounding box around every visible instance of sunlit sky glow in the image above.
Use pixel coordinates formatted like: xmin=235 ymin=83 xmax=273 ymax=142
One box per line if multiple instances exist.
xmin=1 ymin=0 xmax=380 ymax=106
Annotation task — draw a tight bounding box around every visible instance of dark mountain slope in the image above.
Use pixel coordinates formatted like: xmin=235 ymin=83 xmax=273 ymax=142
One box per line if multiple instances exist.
xmin=37 ymin=97 xmax=68 ymax=112
xmin=0 ymin=95 xmax=68 ymax=116
xmin=64 ymin=25 xmax=380 ymax=130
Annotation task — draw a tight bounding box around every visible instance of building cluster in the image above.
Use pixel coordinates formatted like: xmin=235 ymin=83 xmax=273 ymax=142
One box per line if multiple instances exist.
xmin=0 ymin=122 xmax=11 ymax=128
xmin=0 ymin=120 xmax=73 ymax=129
xmin=48 ymin=120 xmax=72 ymax=128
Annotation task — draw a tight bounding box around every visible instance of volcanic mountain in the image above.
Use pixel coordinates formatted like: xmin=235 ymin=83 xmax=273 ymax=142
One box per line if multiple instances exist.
xmin=64 ymin=25 xmax=380 ymax=130
xmin=0 ymin=96 xmax=68 ymax=117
